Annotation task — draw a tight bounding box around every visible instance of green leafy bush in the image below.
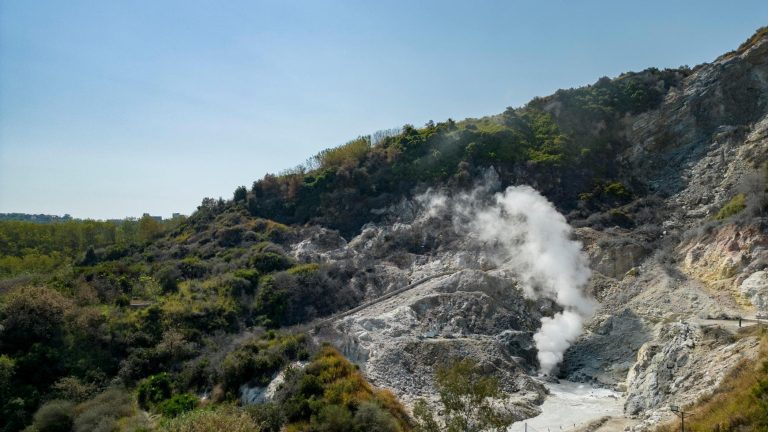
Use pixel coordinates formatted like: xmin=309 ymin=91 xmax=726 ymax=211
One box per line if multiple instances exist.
xmin=136 ymin=373 xmax=173 ymax=409
xmin=715 ymin=193 xmax=747 ymax=220
xmin=250 ymin=252 xmax=292 ymax=274
xmin=221 ymin=333 xmax=308 ymax=394
xmin=157 ymin=393 xmax=198 ymax=417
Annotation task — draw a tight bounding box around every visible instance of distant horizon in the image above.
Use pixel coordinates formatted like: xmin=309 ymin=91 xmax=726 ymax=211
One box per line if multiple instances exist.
xmin=2 ymin=1 xmax=768 ymax=219
xmin=0 ymin=211 xmax=188 ymax=221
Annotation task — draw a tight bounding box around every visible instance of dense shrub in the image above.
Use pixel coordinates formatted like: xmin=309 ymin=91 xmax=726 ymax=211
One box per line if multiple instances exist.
xmin=158 ymin=406 xmax=260 ymax=432
xmin=221 ymin=333 xmax=309 ymax=395
xmin=246 ymin=402 xmax=284 ymax=432
xmin=276 ymin=346 xmax=410 ymax=431
xmin=31 ymin=400 xmax=74 ymax=432
xmin=250 ymin=252 xmax=292 ymax=274
xmin=157 ymin=393 xmax=198 ymax=417
xmin=137 ymin=373 xmax=174 ymax=409
xmin=0 ymin=286 xmax=72 ymax=353
xmin=413 ymin=358 xmax=513 ymax=432
xmin=178 ymin=258 xmax=208 ymax=279
xmin=156 ymin=264 xmax=182 ymax=293
xmin=72 ymin=388 xmax=137 ymax=432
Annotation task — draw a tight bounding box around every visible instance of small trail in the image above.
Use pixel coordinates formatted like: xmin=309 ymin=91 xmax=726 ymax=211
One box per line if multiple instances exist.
xmin=310 ymin=271 xmax=455 ymax=331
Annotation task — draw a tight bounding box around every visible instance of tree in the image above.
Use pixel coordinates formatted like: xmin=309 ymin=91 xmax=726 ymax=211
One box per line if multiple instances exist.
xmin=80 ymin=246 xmax=97 ymax=266
xmin=0 ymin=286 xmax=72 ymax=352
xmin=233 ymin=186 xmax=248 ymax=203
xmin=413 ymin=359 xmax=515 ymax=432
xmin=138 ymin=215 xmax=163 ymax=242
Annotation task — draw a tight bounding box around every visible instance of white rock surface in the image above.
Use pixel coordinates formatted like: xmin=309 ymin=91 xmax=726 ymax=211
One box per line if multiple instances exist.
xmin=741 ymin=270 xmax=768 ymax=310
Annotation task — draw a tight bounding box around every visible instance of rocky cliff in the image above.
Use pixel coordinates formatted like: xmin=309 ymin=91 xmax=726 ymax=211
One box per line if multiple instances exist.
xmin=271 ymin=30 xmax=768 ymax=429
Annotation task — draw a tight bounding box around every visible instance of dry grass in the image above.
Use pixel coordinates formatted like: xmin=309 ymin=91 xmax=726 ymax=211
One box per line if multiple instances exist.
xmin=656 ymin=331 xmax=768 ymax=431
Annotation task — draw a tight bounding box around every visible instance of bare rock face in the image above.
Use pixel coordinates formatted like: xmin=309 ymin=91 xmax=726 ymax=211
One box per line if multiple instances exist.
xmin=741 ymin=270 xmax=768 ymax=309
xmin=578 ymin=228 xmax=650 ymax=279
xmin=324 ymin=270 xmax=548 ymax=419
xmin=624 ymin=322 xmax=759 ymax=418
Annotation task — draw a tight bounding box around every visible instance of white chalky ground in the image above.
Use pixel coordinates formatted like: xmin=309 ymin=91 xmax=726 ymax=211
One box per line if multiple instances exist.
xmin=509 ymin=380 xmax=625 ymax=432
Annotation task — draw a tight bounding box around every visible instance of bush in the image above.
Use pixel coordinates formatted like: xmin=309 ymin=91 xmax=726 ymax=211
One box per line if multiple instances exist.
xmin=73 ymin=388 xmax=136 ymax=432
xmin=276 ymin=347 xmax=410 ymax=431
xmin=414 ymin=358 xmax=514 ymax=432
xmin=716 ymin=193 xmax=747 ymax=220
xmin=313 ymin=404 xmax=353 ymax=432
xmin=0 ymin=286 xmax=72 ymax=352
xmin=32 ymin=400 xmax=74 ymax=432
xmin=246 ymin=403 xmax=284 ymax=432
xmin=352 ymin=401 xmax=399 ymax=432
xmin=250 ymin=252 xmax=292 ymax=274
xmin=136 ymin=373 xmax=173 ymax=409
xmin=51 ymin=377 xmax=98 ymax=403
xmin=158 ymin=406 xmax=260 ymax=432
xmin=252 ymin=276 xmax=288 ymax=327
xmin=604 ymin=182 xmax=631 ymax=200
xmin=156 ymin=265 xmax=182 ymax=293
xmin=178 ymin=258 xmax=208 ymax=279
xmin=157 ymin=393 xmax=198 ymax=418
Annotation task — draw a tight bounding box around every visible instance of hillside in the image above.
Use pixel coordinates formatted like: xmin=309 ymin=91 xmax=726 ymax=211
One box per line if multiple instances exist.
xmin=2 ymin=27 xmax=768 ymax=432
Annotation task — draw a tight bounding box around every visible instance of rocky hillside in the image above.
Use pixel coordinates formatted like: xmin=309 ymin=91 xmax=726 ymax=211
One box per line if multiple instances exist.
xmin=269 ymin=27 xmax=768 ymax=429
xmin=4 ymin=27 xmax=768 ymax=432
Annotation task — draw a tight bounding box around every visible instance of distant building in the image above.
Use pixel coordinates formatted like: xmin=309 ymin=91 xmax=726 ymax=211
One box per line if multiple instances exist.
xmin=172 ymin=213 xmax=183 ymax=219
xmin=142 ymin=213 xmax=163 ymax=222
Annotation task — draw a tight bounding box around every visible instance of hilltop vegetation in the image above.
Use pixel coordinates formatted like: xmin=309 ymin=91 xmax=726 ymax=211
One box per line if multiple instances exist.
xmin=242 ymin=67 xmax=686 ymax=236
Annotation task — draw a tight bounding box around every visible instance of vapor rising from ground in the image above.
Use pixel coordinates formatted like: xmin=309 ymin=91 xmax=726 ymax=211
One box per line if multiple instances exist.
xmin=419 ymin=179 xmax=595 ymax=374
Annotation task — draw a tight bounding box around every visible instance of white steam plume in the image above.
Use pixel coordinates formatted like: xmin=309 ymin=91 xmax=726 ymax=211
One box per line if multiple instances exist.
xmin=422 ymin=183 xmax=595 ymax=375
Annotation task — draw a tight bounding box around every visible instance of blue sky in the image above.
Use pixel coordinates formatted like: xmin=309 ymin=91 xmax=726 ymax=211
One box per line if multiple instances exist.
xmin=1 ymin=1 xmax=767 ymax=219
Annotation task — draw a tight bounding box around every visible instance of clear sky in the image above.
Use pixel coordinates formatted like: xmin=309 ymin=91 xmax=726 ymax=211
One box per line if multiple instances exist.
xmin=1 ymin=1 xmax=767 ymax=219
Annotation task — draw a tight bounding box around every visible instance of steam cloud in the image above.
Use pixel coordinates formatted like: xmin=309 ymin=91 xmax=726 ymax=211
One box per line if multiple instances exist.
xmin=420 ymin=182 xmax=595 ymax=375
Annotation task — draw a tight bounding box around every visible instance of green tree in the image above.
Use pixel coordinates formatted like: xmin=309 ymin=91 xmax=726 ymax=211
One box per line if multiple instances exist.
xmin=138 ymin=215 xmax=163 ymax=242
xmin=234 ymin=186 xmax=248 ymax=202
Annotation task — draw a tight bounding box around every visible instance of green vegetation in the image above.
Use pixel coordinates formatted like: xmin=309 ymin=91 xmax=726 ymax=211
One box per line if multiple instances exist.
xmin=277 ymin=346 xmax=411 ymax=432
xmin=239 ymin=67 xmax=686 ymax=237
xmin=158 ymin=406 xmax=259 ymax=432
xmin=0 ymin=216 xmax=183 ymax=278
xmin=0 ymin=202 xmax=386 ymax=431
xmin=413 ymin=359 xmax=513 ymax=432
xmin=310 ymin=136 xmax=372 ymax=170
xmin=715 ymin=193 xmax=747 ymax=220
